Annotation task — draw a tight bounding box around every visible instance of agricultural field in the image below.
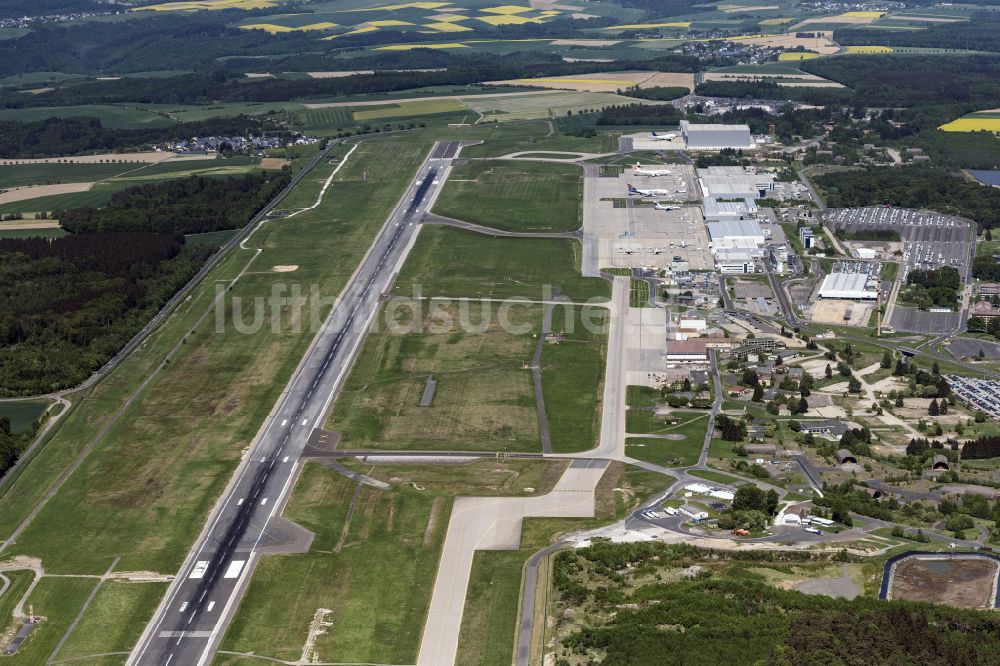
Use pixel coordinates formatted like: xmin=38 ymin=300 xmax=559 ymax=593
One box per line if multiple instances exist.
xmin=433 ymin=160 xmax=582 ymax=232
xmin=485 ymin=70 xmax=695 ymax=93
xmin=326 ymin=301 xmax=543 ymax=453
xmin=0 ymin=106 xmax=174 ymax=129
xmin=939 ymin=110 xmax=1000 ymax=133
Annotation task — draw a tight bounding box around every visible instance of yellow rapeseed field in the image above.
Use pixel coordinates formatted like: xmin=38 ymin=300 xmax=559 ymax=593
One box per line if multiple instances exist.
xmin=606 ymin=21 xmax=691 ymax=29
xmin=136 ymin=0 xmax=276 ymax=11
xmin=778 ymin=51 xmax=820 ymax=61
xmin=939 ymin=118 xmax=1000 ymax=133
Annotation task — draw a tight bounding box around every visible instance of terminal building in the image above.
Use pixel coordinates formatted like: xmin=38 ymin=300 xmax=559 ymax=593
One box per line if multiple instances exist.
xmin=702 ymin=196 xmax=758 ymax=223
xmin=696 ymin=166 xmax=776 ymax=199
xmin=680 ymin=121 xmax=755 ymax=151
xmin=818 ymin=272 xmax=879 ymax=300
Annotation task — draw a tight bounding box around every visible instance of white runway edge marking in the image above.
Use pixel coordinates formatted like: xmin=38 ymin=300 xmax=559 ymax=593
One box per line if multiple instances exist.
xmin=224 ymin=560 xmax=246 ymax=579
xmin=188 ymin=561 xmax=209 ymax=579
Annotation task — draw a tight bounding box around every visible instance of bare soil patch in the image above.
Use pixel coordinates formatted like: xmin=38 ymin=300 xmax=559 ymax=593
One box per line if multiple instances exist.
xmin=0 ymin=182 xmax=92 ymax=205
xmin=272 ymin=265 xmax=299 ymax=272
xmin=891 ymin=557 xmax=998 ymax=609
xmin=260 ymin=157 xmax=291 ymax=170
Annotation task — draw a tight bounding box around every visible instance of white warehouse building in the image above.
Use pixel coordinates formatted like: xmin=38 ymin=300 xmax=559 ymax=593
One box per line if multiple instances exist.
xmin=697 ymin=167 xmax=776 ymax=199
xmin=702 ymin=196 xmax=758 ymax=223
xmin=680 ymin=121 xmax=755 ymax=151
xmin=818 ymin=272 xmax=879 ymax=300
xmin=707 ymin=219 xmax=767 ymax=247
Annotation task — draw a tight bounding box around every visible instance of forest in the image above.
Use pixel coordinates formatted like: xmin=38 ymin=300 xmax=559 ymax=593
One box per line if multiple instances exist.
xmin=961 ymin=435 xmax=1000 ymax=460
xmin=0 ymin=115 xmax=284 ymax=159
xmin=59 ymin=171 xmax=289 ymax=235
xmin=552 ymin=541 xmax=1000 ymax=665
xmin=0 ymin=233 xmax=214 ymax=395
xmin=835 ymin=13 xmax=1000 ymax=53
xmin=802 ymin=55 xmax=1000 ymax=108
xmin=813 ymin=167 xmax=1000 ymax=229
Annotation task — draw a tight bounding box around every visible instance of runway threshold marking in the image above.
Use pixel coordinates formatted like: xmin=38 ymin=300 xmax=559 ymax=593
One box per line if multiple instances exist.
xmin=189 ymin=561 xmax=209 ymax=579
xmin=224 ymin=560 xmax=245 ymax=579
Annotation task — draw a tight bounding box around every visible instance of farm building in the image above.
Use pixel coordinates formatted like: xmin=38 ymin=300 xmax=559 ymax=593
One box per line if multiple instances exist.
xmin=931 ymin=454 xmax=950 ymax=471
xmin=681 ymin=121 xmax=755 ymax=151
xmin=836 ymin=448 xmax=858 ymax=465
xmin=818 ymin=272 xmax=879 ymax=300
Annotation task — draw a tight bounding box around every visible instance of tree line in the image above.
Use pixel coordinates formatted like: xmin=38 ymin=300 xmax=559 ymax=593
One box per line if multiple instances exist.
xmin=835 ymin=13 xmax=1000 ymax=53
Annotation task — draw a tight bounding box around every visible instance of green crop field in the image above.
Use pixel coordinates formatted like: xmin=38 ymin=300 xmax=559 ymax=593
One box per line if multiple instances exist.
xmin=0 ymin=570 xmax=34 ymax=632
xmin=0 ymin=187 xmax=118 ymax=215
xmin=0 ymin=163 xmax=143 ymax=189
xmin=0 ymin=135 xmax=433 ymax=578
xmin=132 ymin=101 xmax=305 ymax=122
xmin=218 ymin=459 xmax=567 ymax=663
xmin=0 ymin=105 xmax=175 ymax=129
xmin=433 ymin=160 xmax=582 ymax=232
xmin=0 ymin=400 xmax=51 ymax=433
xmin=0 ymin=227 xmax=67 ymax=239
xmin=352 ymin=98 xmax=468 ymax=121
xmin=394 ymin=225 xmax=609 ymax=302
xmin=327 ymin=301 xmax=543 ymax=452
xmin=291 ymin=106 xmax=357 ymax=131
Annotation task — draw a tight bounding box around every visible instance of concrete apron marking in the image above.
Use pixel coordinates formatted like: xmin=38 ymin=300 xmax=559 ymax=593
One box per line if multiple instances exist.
xmin=416 ymin=460 xmax=609 ymax=666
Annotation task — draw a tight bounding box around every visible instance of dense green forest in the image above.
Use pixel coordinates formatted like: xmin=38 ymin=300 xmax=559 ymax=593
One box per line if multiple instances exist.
xmin=59 ymin=171 xmax=289 ymax=234
xmin=802 ymin=55 xmax=1000 ymax=107
xmin=553 ymin=541 xmax=1000 ymax=665
xmin=0 ymin=233 xmax=214 ymax=395
xmin=835 ymin=13 xmax=1000 ymax=53
xmin=813 ymin=167 xmax=1000 ymax=228
xmin=0 ymin=115 xmax=283 ymax=159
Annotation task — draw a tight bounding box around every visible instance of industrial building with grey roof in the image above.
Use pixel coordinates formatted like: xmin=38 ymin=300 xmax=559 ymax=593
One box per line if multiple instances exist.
xmin=680 ymin=121 xmax=756 ymax=151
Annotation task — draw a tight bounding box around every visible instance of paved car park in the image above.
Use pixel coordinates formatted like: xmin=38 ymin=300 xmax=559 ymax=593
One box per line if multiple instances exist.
xmin=822 ymin=207 xmax=974 ymax=283
xmin=945 ymin=375 xmax=1000 ymax=420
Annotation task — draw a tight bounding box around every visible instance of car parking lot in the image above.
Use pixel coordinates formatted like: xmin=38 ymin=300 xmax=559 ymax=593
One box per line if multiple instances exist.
xmin=823 ymin=207 xmax=974 ymax=283
xmin=945 ymin=375 xmax=1000 ymax=420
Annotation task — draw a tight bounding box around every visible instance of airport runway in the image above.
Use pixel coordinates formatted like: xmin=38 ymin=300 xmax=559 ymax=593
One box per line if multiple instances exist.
xmin=129 ymin=140 xmax=466 ymax=666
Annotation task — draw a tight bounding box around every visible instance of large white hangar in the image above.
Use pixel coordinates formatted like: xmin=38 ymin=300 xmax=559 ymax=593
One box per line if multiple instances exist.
xmin=707 ymin=219 xmax=767 ymax=248
xmin=680 ymin=121 xmax=755 ymax=151
xmin=819 ymin=272 xmax=879 ymax=300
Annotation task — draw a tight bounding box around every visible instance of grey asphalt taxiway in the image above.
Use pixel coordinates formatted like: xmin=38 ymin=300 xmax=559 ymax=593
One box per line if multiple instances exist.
xmin=129 ymin=140 xmax=466 ymax=666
